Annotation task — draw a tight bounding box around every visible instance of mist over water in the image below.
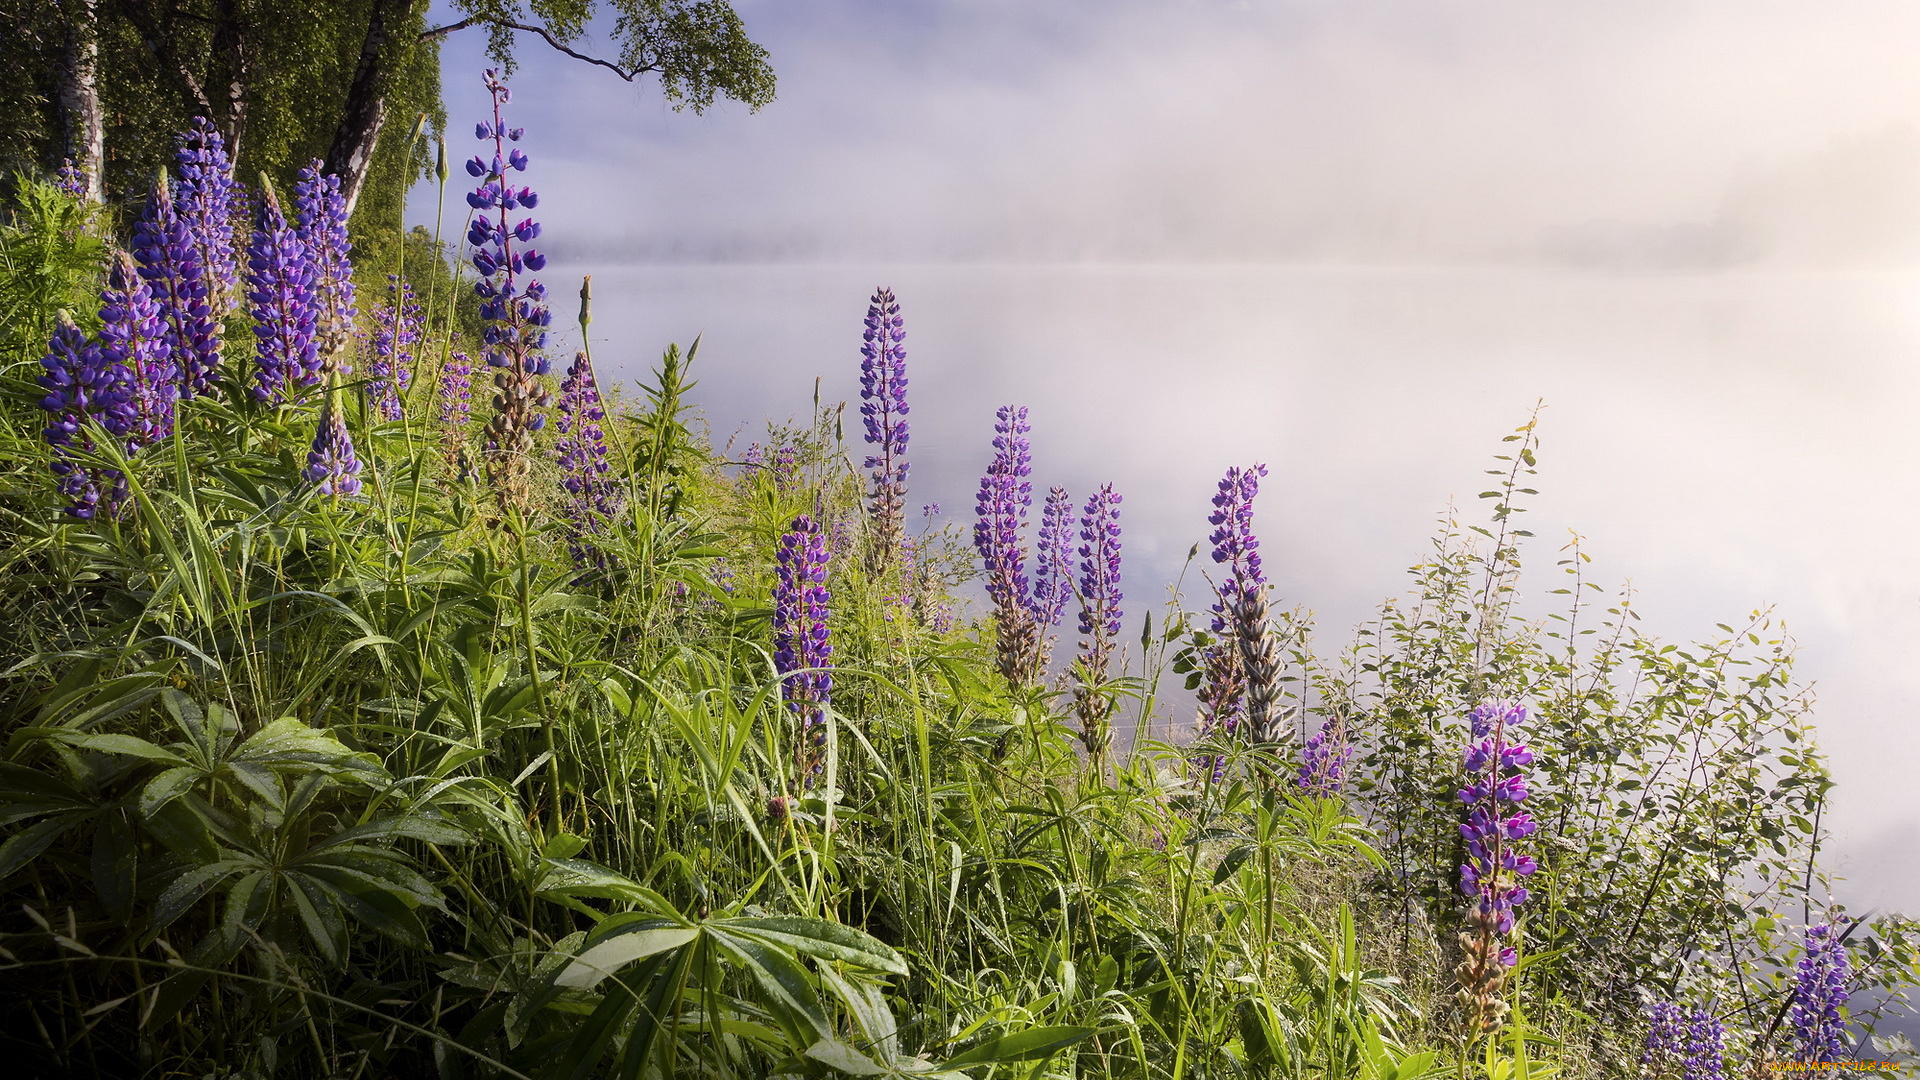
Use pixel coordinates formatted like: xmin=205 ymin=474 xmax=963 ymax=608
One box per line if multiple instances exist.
xmin=416 ymin=0 xmax=1920 ymax=916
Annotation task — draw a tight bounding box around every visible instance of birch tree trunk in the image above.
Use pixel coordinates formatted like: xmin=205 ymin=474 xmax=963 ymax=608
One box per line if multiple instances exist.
xmin=54 ymin=0 xmax=105 ymax=203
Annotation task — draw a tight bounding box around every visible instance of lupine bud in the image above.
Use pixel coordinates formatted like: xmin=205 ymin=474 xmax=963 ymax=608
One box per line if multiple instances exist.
xmin=364 ymin=276 xmax=419 ymax=421
xmin=174 ymin=118 xmax=242 ymax=319
xmin=974 ymin=405 xmax=1039 ymax=684
xmin=774 ymin=515 xmax=833 ymax=786
xmin=293 ymin=160 xmax=356 ymax=368
xmin=1455 ymin=701 xmax=1538 ymax=1035
xmin=859 ymin=286 xmax=910 ymax=569
xmin=132 ymin=182 xmax=219 ymax=401
xmin=471 ymin=69 xmax=553 ymax=507
xmin=1791 ymin=923 xmax=1851 ymax=1062
xmin=556 ymin=350 xmax=623 ymax=567
xmin=247 ymin=186 xmax=321 ymax=403
xmin=305 ymin=393 xmax=363 ymax=497
xmin=1073 ymin=484 xmax=1124 ymax=755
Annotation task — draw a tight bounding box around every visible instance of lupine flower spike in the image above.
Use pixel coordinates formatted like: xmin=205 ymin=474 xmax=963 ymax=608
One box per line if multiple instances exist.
xmin=438 ymin=351 xmax=475 ymax=472
xmin=38 ymin=312 xmax=134 ymax=519
xmin=469 ymin=69 xmax=553 ymax=508
xmin=974 ymin=405 xmax=1039 ymax=684
xmin=859 ymin=286 xmax=910 ymax=569
xmin=1031 ymin=485 xmax=1074 ymax=669
xmin=100 ymin=251 xmax=177 ymax=450
xmin=247 ymin=184 xmax=321 ymax=403
xmin=365 ymin=276 xmax=420 ymax=421
xmin=133 ymin=182 xmax=218 ymax=402
xmin=1073 ymin=485 xmax=1124 ymax=756
xmin=1210 ymin=464 xmax=1281 ymax=741
xmin=174 ymin=118 xmax=242 ymax=321
xmin=774 ymin=515 xmax=833 ymax=786
xmin=1454 ymin=701 xmax=1538 ymax=1035
xmin=54 ymin=159 xmax=87 ymax=198
xmin=556 ymin=349 xmax=623 ymax=566
xmin=293 ymin=160 xmax=356 ymax=367
xmin=306 ymin=391 xmax=363 ymax=497
xmin=1297 ymin=713 xmax=1352 ymax=796
xmin=1791 ymin=922 xmax=1851 ymax=1062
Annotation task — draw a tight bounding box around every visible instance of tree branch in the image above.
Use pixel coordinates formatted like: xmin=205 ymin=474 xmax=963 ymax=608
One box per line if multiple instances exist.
xmin=418 ymin=17 xmax=658 ymax=81
xmin=111 ymin=0 xmax=213 ymax=113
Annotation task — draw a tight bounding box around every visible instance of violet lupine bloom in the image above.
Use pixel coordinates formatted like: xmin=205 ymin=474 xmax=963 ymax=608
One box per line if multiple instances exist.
xmin=468 ymin=69 xmax=554 ymax=507
xmin=132 ymin=183 xmax=217 ymax=404
xmin=54 ymin=160 xmax=86 ymax=198
xmin=774 ymin=514 xmax=833 ymax=784
xmin=1210 ymin=464 xmax=1282 ymax=741
xmin=1072 ymin=485 xmax=1124 ymax=754
xmin=1791 ymin=923 xmax=1852 ymax=1062
xmin=365 ymin=276 xmax=419 ymax=421
xmin=773 ymin=445 xmax=800 ymax=495
xmin=293 ymin=160 xmax=356 ymax=367
xmin=1643 ymin=1000 xmax=1685 ymax=1071
xmin=247 ymin=188 xmax=321 ymax=403
xmin=974 ymin=405 xmax=1039 ymax=684
xmin=1682 ymin=1007 xmax=1727 ymax=1080
xmin=99 ymin=251 xmax=177 ymax=450
xmin=556 ymin=350 xmax=623 ymax=564
xmin=174 ymin=118 xmax=242 ymax=321
xmin=305 ymin=395 xmax=363 ymax=497
xmin=1454 ymin=700 xmax=1539 ymax=1035
xmin=438 ymin=350 xmax=475 ymax=468
xmin=38 ymin=313 xmax=134 ymax=519
xmin=1031 ymin=485 xmax=1074 ymax=631
xmin=1296 ymin=714 xmax=1352 ymax=796
xmin=859 ymin=286 xmax=910 ymax=567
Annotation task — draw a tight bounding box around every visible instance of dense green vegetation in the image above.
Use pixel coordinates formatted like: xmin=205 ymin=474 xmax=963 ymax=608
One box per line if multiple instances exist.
xmin=1 ymin=68 xmax=1918 ymax=1080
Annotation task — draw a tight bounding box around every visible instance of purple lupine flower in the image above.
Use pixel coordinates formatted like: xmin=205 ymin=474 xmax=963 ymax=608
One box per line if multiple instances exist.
xmin=1791 ymin=923 xmax=1852 ymax=1062
xmin=365 ymin=276 xmax=420 ymax=421
xmin=293 ymin=160 xmax=356 ymax=367
xmin=1455 ymin=700 xmax=1538 ymax=1034
xmin=38 ymin=313 xmax=134 ymax=519
xmin=859 ymin=286 xmax=910 ymax=567
xmin=174 ymin=118 xmax=242 ymax=320
xmin=1032 ymin=485 xmax=1074 ymax=629
xmin=1643 ymin=999 xmax=1685 ymax=1070
xmin=54 ymin=159 xmax=86 ymax=198
xmin=1072 ymin=485 xmax=1124 ymax=754
xmin=1297 ymin=714 xmax=1352 ymax=796
xmin=437 ymin=350 xmax=475 ymax=471
xmin=773 ymin=445 xmax=800 ymax=495
xmin=556 ymin=350 xmax=623 ymax=565
xmin=247 ymin=187 xmax=321 ymax=403
xmin=974 ymin=405 xmax=1038 ymax=683
xmin=132 ymin=182 xmax=219 ymax=403
xmin=923 ymin=502 xmax=940 ymax=519
xmin=774 ymin=514 xmax=833 ymax=785
xmin=470 ymin=70 xmax=554 ymax=506
xmin=1209 ymin=464 xmax=1282 ymax=741
xmin=305 ymin=395 xmax=363 ymax=497
xmin=1682 ymin=1006 xmax=1727 ymax=1080
xmin=99 ymin=251 xmax=176 ymax=449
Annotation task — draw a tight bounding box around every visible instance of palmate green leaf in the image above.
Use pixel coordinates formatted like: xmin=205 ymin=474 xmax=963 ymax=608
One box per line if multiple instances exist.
xmin=721 ymin=915 xmax=907 ymax=976
xmin=555 ymin=925 xmax=698 ymax=990
xmin=707 ymin=929 xmax=831 ymax=1049
xmin=139 ymin=766 xmax=202 ymax=816
xmin=937 ymin=1025 xmax=1096 ymax=1068
xmin=50 ymin=731 xmax=188 ymax=765
xmin=153 ymin=858 xmax=250 ymax=931
xmin=0 ymin=815 xmax=86 ymax=880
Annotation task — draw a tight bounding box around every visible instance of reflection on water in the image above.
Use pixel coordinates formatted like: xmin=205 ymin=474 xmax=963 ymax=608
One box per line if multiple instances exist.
xmin=558 ymin=260 xmax=1920 ymax=913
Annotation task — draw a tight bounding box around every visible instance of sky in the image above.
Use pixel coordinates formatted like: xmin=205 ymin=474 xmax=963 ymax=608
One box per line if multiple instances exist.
xmin=415 ymin=0 xmax=1920 ymax=917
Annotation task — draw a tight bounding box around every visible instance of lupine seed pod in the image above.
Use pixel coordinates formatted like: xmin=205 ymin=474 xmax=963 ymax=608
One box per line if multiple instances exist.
xmin=1791 ymin=923 xmax=1851 ymax=1062
xmin=132 ymin=181 xmax=219 ymax=401
xmin=774 ymin=515 xmax=833 ymax=786
xmin=174 ymin=118 xmax=242 ymax=319
xmin=974 ymin=405 xmax=1040 ymax=684
xmin=38 ymin=313 xmax=134 ymax=519
xmin=247 ymin=184 xmax=321 ymax=404
xmin=1193 ymin=639 xmax=1245 ymax=784
xmin=470 ymin=69 xmax=554 ymax=509
xmin=859 ymin=286 xmax=910 ymax=570
xmin=1073 ymin=484 xmax=1124 ymax=755
xmin=1454 ymin=701 xmax=1539 ymax=1035
xmin=556 ymin=349 xmax=623 ymax=567
xmin=293 ymin=160 xmax=357 ymax=369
